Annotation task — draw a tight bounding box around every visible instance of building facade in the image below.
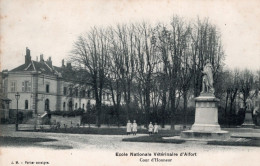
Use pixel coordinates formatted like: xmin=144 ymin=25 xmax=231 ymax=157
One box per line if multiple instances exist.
xmin=2 ymin=48 xmax=112 ymax=115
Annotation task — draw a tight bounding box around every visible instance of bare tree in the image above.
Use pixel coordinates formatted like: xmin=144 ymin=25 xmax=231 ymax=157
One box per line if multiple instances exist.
xmin=228 ymin=69 xmax=240 ymax=114
xmin=71 ymin=27 xmax=109 ymax=127
xmin=190 ymin=18 xmax=225 ymax=97
xmin=239 ymin=69 xmax=254 ymax=110
xmin=135 ymin=22 xmax=159 ymax=125
xmin=154 ymin=23 xmax=170 ymax=127
xmin=114 ymin=24 xmax=137 ymax=120
xmin=68 ymin=16 xmax=226 ymax=127
xmin=167 ymin=16 xmax=189 ymax=126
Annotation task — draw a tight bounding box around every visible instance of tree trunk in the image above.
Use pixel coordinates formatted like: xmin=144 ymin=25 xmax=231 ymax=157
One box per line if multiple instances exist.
xmin=145 ymin=85 xmax=151 ymax=126
xmin=161 ymin=88 xmax=167 ymax=128
xmin=183 ymin=90 xmax=188 ymax=125
xmin=95 ymin=102 xmax=101 ymax=127
xmin=169 ymin=86 xmax=176 ymax=127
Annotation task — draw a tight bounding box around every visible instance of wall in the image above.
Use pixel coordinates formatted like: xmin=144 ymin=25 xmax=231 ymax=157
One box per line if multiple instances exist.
xmin=3 ymin=71 xmax=114 ymax=115
xmin=6 ymin=73 xmax=34 ymax=111
xmin=50 ymin=115 xmax=81 ymax=128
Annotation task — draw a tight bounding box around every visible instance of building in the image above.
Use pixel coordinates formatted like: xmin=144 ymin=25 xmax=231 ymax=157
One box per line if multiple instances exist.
xmin=1 ymin=47 xmax=112 ymax=116
xmin=0 ymin=73 xmax=11 ymax=123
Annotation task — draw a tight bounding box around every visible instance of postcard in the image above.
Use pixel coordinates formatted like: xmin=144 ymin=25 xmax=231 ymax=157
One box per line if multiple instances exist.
xmin=1 ymin=0 xmax=260 ymax=166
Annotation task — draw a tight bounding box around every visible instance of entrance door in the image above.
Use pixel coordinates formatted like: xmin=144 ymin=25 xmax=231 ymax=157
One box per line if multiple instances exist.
xmin=45 ymin=99 xmax=49 ymax=112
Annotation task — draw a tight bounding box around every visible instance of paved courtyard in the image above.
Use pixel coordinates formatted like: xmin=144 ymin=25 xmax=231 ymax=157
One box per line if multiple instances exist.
xmin=1 ymin=124 xmax=260 ymax=166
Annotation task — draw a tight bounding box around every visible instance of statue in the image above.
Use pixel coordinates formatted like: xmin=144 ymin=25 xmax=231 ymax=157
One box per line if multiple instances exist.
xmin=202 ymin=60 xmax=215 ymax=94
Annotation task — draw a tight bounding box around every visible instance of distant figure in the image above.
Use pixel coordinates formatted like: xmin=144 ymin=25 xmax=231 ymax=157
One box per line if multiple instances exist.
xmin=126 ymin=120 xmax=132 ymax=135
xmin=253 ymin=107 xmax=259 ymax=125
xmin=154 ymin=123 xmax=159 ymax=134
xmin=132 ymin=120 xmax=138 ymax=135
xmin=148 ymin=122 xmax=154 ymax=135
xmin=202 ymin=59 xmax=215 ymax=94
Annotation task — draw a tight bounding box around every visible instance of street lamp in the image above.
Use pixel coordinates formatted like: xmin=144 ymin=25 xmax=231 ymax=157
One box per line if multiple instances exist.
xmin=15 ymin=92 xmax=20 ymax=131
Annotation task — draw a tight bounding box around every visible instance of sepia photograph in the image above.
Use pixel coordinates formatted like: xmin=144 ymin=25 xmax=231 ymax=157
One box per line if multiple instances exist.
xmin=0 ymin=0 xmax=260 ymax=166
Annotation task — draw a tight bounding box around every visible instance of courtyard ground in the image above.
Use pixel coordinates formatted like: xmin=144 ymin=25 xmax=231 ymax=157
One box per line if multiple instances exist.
xmin=1 ymin=124 xmax=260 ymax=166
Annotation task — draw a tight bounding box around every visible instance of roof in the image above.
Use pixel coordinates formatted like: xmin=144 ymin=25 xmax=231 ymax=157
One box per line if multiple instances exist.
xmin=11 ymin=60 xmax=59 ymax=75
xmin=9 ymin=60 xmax=84 ymax=82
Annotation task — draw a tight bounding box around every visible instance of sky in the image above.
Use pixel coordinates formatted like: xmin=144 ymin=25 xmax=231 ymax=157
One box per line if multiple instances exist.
xmin=0 ymin=0 xmax=259 ymax=71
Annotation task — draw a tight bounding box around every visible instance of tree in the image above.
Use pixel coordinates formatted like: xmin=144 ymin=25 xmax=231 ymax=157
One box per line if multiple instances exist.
xmin=68 ymin=16 xmax=226 ymax=126
xmin=190 ymin=18 xmax=225 ymax=97
xmin=135 ymin=22 xmax=159 ymax=125
xmin=114 ymin=24 xmax=137 ymax=120
xmin=153 ymin=23 xmax=170 ymax=127
xmin=71 ymin=27 xmax=109 ymax=127
xmin=239 ymin=69 xmax=254 ymax=110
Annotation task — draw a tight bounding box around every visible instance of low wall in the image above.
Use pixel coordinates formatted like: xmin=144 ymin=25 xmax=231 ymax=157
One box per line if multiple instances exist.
xmin=50 ymin=115 xmax=81 ymax=128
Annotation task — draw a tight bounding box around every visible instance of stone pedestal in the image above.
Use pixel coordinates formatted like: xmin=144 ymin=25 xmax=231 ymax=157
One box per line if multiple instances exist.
xmin=181 ymin=93 xmax=230 ymax=140
xmin=242 ymin=110 xmax=255 ymax=128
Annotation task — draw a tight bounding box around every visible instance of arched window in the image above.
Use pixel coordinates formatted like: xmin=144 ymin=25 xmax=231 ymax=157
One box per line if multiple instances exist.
xmin=75 ymin=103 xmax=78 ymax=110
xmin=63 ymin=102 xmax=66 ymax=111
xmin=87 ymin=100 xmax=91 ymax=111
xmin=45 ymin=99 xmax=50 ymax=112
xmin=68 ymin=101 xmax=73 ymax=111
xmin=25 ymin=100 xmax=28 ymax=109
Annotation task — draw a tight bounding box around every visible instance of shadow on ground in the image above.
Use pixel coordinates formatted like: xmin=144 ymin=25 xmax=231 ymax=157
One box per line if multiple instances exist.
xmin=22 ymin=127 xmax=180 ymax=136
xmin=122 ymin=134 xmax=260 ymax=147
xmin=0 ymin=136 xmax=73 ymax=150
xmin=207 ymin=137 xmax=260 ymax=147
xmin=122 ymin=134 xmax=185 ymax=144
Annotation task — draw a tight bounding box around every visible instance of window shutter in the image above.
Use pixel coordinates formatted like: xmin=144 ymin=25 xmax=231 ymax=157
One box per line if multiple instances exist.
xmin=22 ymin=82 xmax=25 ymax=92
xmin=14 ymin=82 xmax=17 ymax=92
xmin=28 ymin=82 xmax=31 ymax=92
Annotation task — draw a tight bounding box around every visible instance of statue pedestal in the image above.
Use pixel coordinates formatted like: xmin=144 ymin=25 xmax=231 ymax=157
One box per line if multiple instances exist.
xmin=181 ymin=93 xmax=230 ymax=140
xmin=242 ymin=110 xmax=255 ymax=128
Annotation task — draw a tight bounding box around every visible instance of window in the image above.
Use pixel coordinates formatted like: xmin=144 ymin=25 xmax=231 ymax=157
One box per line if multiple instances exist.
xmin=87 ymin=100 xmax=91 ymax=111
xmin=75 ymin=103 xmax=78 ymax=109
xmin=92 ymin=91 xmax=95 ymax=98
xmin=69 ymin=101 xmax=73 ymax=111
xmin=82 ymin=104 xmax=85 ymax=109
xmin=63 ymin=87 xmax=67 ymax=95
xmin=3 ymin=79 xmax=7 ymax=94
xmin=87 ymin=90 xmax=90 ymax=97
xmin=81 ymin=90 xmax=85 ymax=97
xmin=0 ymin=81 xmax=2 ymax=93
xmin=11 ymin=81 xmax=16 ymax=92
xmin=25 ymin=100 xmax=28 ymax=109
xmin=63 ymin=102 xmax=66 ymax=111
xmin=75 ymin=88 xmax=78 ymax=97
xmin=45 ymin=99 xmax=49 ymax=111
xmin=69 ymin=88 xmax=72 ymax=96
xmin=46 ymin=84 xmax=49 ymax=93
xmin=22 ymin=81 xmax=31 ymax=92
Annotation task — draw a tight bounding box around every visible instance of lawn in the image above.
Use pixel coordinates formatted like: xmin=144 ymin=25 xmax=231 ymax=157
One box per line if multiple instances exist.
xmin=0 ymin=136 xmax=73 ymax=149
xmin=208 ymin=137 xmax=260 ymax=147
xmin=24 ymin=127 xmax=181 ymax=136
xmin=122 ymin=134 xmax=185 ymax=144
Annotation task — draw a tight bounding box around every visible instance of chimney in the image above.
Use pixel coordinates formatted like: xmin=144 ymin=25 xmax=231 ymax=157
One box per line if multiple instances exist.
xmin=46 ymin=57 xmax=52 ymax=67
xmin=25 ymin=47 xmax=31 ymax=65
xmin=40 ymin=54 xmax=44 ymax=62
xmin=62 ymin=59 xmax=65 ymax=68
xmin=67 ymin=62 xmax=72 ymax=69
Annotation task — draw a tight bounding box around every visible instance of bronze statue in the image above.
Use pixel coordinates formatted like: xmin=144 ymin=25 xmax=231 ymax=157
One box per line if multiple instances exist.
xmin=202 ymin=60 xmax=215 ymax=94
